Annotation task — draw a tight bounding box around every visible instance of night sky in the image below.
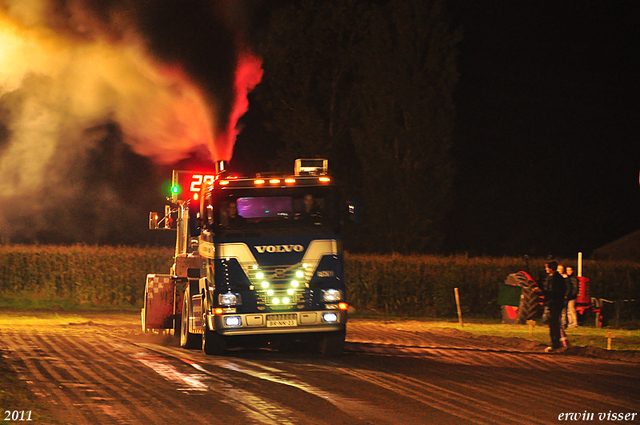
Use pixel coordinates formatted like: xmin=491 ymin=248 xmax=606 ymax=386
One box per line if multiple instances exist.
xmin=443 ymin=1 xmax=640 ymax=257
xmin=235 ymin=0 xmax=640 ymax=258
xmin=1 ymin=0 xmax=638 ymax=258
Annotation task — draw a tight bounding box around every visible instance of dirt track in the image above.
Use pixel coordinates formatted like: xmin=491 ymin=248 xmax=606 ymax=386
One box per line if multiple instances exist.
xmin=1 ymin=313 xmax=639 ymax=424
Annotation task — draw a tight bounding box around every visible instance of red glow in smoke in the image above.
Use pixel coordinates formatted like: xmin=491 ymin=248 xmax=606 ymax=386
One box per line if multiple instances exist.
xmin=214 ymin=52 xmax=263 ymax=161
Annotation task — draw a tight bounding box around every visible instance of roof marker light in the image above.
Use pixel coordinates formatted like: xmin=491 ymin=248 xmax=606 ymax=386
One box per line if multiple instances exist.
xmin=319 ymin=176 xmax=331 ymax=183
xmin=285 ymin=178 xmax=296 ymax=184
xmin=254 ymin=179 xmax=265 ymax=185
xmin=269 ymin=178 xmax=281 ymax=185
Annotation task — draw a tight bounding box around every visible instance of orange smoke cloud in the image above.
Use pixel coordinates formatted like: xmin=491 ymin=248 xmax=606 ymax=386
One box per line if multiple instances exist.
xmin=0 ymin=0 xmax=262 ymax=201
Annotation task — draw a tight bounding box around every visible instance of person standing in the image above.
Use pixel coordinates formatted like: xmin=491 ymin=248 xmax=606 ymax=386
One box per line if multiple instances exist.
xmin=557 ymin=264 xmax=567 ymax=278
xmin=565 ymin=266 xmax=579 ymax=328
xmin=542 ymin=261 xmax=567 ymax=352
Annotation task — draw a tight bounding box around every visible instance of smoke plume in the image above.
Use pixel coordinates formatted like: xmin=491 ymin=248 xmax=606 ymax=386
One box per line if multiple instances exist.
xmin=0 ymin=0 xmax=263 ymax=244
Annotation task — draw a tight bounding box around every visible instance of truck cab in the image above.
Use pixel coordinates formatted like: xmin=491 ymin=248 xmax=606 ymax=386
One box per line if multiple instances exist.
xmin=143 ymin=159 xmax=348 ymax=356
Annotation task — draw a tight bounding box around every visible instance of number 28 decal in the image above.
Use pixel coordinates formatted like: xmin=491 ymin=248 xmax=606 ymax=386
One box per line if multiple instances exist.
xmin=189 ymin=174 xmax=216 ymax=193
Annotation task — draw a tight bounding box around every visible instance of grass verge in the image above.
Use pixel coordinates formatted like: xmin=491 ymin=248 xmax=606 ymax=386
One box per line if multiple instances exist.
xmin=350 ymin=312 xmax=640 ymax=351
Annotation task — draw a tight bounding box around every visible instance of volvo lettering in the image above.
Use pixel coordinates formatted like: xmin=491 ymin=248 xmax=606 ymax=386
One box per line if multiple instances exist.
xmin=141 ymin=159 xmax=350 ymax=356
xmin=255 ymin=245 xmax=305 ymax=253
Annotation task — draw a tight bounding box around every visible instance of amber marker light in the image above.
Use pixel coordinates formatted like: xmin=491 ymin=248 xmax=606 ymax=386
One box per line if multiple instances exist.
xmin=319 ymin=176 xmax=331 ymax=183
xmin=219 ymin=180 xmax=230 ymax=186
xmin=254 ymin=179 xmax=265 ymax=185
xmin=338 ymin=302 xmax=348 ymax=311
xmin=269 ymin=178 xmax=281 ymax=185
xmin=214 ymin=308 xmax=224 ymax=315
xmin=285 ymin=178 xmax=296 ymax=184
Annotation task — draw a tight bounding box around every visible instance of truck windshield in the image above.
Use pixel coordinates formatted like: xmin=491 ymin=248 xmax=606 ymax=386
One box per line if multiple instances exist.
xmin=213 ymin=186 xmax=339 ymax=238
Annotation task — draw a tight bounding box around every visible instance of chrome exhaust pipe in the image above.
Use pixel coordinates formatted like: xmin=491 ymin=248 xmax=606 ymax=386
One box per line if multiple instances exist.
xmin=215 ymin=160 xmax=226 ymax=175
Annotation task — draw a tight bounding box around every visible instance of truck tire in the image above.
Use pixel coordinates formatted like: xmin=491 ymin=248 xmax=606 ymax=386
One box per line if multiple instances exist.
xmin=180 ymin=289 xmax=201 ymax=349
xmin=202 ymin=322 xmax=226 ymax=355
xmin=319 ymin=330 xmax=345 ymax=357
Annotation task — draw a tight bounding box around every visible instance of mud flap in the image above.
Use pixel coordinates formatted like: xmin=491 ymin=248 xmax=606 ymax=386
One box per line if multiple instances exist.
xmin=142 ymin=274 xmax=185 ymax=331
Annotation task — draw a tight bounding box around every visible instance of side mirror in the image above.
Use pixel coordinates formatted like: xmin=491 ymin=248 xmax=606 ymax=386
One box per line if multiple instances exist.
xmin=149 ymin=212 xmax=159 ymax=229
xmin=206 ymin=204 xmax=215 ymax=227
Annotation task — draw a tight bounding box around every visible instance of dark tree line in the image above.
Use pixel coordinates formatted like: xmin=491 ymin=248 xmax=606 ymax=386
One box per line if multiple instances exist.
xmin=254 ymin=0 xmax=462 ymax=253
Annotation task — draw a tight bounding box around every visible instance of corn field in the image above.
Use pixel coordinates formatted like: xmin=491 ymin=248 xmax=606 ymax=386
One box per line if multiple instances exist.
xmin=0 ymin=245 xmax=173 ymax=309
xmin=344 ymin=253 xmax=640 ymax=319
xmin=0 ymin=245 xmax=638 ymax=318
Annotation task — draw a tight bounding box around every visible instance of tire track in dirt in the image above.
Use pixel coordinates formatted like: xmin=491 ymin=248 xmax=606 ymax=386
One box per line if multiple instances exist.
xmin=1 ymin=329 xmax=243 ymax=424
xmin=1 ymin=327 xmax=356 ymax=425
xmin=138 ymin=344 xmax=397 ymax=425
xmin=37 ymin=331 xmax=179 ymax=424
xmin=2 ymin=317 xmax=638 ymax=425
xmin=3 ymin=331 xmax=104 ymax=424
xmin=338 ymin=341 xmax=640 ymax=424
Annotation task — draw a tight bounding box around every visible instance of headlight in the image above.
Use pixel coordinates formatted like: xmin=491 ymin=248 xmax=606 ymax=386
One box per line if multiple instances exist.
xmin=322 ymin=312 xmax=338 ymax=323
xmin=219 ymin=293 xmax=237 ymax=306
xmin=224 ymin=316 xmax=242 ymax=327
xmin=322 ymin=289 xmax=342 ymax=302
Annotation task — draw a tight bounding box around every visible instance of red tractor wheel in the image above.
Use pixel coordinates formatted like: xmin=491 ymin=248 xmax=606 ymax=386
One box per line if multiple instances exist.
xmin=501 ymin=305 xmax=519 ymax=324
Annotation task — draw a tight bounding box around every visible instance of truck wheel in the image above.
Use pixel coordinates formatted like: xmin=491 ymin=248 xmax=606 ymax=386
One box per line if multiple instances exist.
xmin=501 ymin=305 xmax=519 ymax=324
xmin=180 ymin=290 xmax=201 ymax=349
xmin=319 ymin=330 xmax=345 ymax=357
xmin=202 ymin=322 xmax=226 ymax=355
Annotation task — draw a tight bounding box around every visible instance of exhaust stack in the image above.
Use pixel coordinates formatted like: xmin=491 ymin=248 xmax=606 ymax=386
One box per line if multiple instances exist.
xmin=216 ymin=160 xmax=227 ymax=175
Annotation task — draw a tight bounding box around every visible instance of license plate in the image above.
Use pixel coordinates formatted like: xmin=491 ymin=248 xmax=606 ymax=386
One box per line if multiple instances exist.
xmin=267 ymin=314 xmax=297 ymax=327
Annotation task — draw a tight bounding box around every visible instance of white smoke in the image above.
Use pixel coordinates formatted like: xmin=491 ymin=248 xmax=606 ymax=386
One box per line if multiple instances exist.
xmin=0 ymin=0 xmax=260 ymax=243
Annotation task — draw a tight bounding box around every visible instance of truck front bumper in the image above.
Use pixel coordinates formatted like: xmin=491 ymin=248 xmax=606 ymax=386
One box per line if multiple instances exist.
xmin=209 ymin=310 xmax=347 ymax=336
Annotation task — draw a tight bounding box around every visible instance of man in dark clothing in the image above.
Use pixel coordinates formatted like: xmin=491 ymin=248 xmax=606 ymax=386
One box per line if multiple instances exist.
xmin=542 ymin=261 xmax=567 ymax=352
